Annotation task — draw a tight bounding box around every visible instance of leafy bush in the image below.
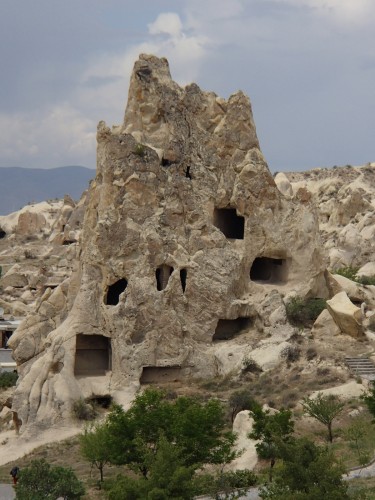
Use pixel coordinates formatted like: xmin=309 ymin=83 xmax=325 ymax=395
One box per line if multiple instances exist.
xmin=306 ymin=346 xmax=318 ymax=361
xmin=16 ymin=459 xmax=85 ymax=499
xmin=134 ymin=143 xmax=146 ymax=157
xmin=229 ymin=389 xmax=257 ymax=422
xmin=335 ymin=266 xmax=375 ymax=285
xmin=0 ymin=371 xmax=18 ymax=388
xmin=72 ymin=398 xmax=97 ymax=421
xmin=285 ymin=296 xmax=326 ymax=327
xmin=280 ymin=345 xmax=301 ymax=364
xmin=242 ymin=356 xmax=261 ymax=373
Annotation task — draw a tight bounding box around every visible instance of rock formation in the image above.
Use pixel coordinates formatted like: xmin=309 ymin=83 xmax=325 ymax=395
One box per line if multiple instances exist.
xmin=8 ymin=54 xmax=327 ymax=434
xmin=280 ymin=164 xmax=375 ymax=270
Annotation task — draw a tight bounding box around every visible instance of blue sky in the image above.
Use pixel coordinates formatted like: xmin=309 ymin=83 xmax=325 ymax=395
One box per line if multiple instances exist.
xmin=0 ymin=0 xmax=374 ymax=171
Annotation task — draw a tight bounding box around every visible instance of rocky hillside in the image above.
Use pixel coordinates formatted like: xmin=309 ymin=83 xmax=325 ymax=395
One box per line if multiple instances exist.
xmin=276 ymin=164 xmax=375 ymax=272
xmin=2 ymin=55 xmax=375 ymax=441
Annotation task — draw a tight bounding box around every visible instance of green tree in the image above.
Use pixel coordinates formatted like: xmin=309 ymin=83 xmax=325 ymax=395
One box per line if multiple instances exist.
xmin=80 ymin=421 xmax=112 ymax=482
xmin=346 ymin=418 xmax=370 ymax=466
xmin=16 ymin=459 xmax=85 ymax=500
xmin=107 ymin=436 xmax=196 ymax=500
xmin=105 ymin=388 xmax=237 ymax=478
xmin=301 ymin=393 xmax=344 ymax=443
xmin=228 ymin=389 xmax=256 ymax=423
xmin=361 ymin=383 xmax=375 ymax=420
xmin=249 ymin=404 xmax=294 ymax=481
xmin=260 ymin=438 xmax=349 ymax=499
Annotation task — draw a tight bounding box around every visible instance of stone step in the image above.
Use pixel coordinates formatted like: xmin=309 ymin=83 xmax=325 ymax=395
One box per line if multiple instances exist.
xmin=345 ymin=357 xmax=375 ymax=379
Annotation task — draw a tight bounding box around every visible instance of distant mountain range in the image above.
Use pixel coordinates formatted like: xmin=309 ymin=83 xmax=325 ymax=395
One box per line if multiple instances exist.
xmin=0 ymin=166 xmax=94 ymax=215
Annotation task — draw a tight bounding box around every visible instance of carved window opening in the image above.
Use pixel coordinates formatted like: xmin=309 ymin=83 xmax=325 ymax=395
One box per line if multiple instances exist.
xmin=87 ymin=395 xmax=113 ymax=409
xmin=74 ymin=334 xmax=111 ymax=376
xmin=156 ymin=265 xmax=174 ymax=291
xmin=213 ymin=208 xmax=244 ymax=239
xmin=105 ymin=278 xmax=128 ymax=305
xmin=185 ymin=166 xmax=192 ymax=179
xmin=140 ymin=366 xmax=182 ymax=384
xmin=1 ymin=330 xmax=12 ymax=349
xmin=250 ymin=257 xmax=288 ymax=284
xmin=180 ymin=269 xmax=187 ymax=293
xmin=0 ymin=229 xmax=6 ymax=239
xmin=62 ymin=240 xmax=75 ymax=245
xmin=161 ymin=158 xmax=173 ymax=167
xmin=213 ymin=317 xmax=253 ymax=342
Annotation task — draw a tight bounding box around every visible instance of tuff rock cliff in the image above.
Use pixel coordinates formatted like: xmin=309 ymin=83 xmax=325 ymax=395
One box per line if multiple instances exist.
xmin=8 ymin=54 xmax=327 ymax=434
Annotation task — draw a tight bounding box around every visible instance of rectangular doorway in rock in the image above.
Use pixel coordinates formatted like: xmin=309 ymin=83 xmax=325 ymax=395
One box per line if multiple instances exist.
xmin=213 ymin=317 xmax=253 ymax=341
xmin=213 ymin=208 xmax=244 ymax=239
xmin=250 ymin=257 xmax=288 ymax=284
xmin=74 ymin=334 xmax=111 ymax=376
xmin=140 ymin=366 xmax=182 ymax=384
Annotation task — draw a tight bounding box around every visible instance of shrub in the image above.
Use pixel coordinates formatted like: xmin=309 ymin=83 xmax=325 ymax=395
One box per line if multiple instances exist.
xmin=16 ymin=459 xmax=85 ymax=499
xmin=228 ymin=390 xmax=257 ymax=422
xmin=134 ymin=143 xmax=146 ymax=157
xmin=285 ymin=296 xmax=326 ymax=327
xmin=242 ymin=356 xmax=261 ymax=373
xmin=335 ymin=266 xmax=375 ymax=285
xmin=72 ymin=398 xmax=97 ymax=421
xmin=280 ymin=345 xmax=301 ymax=364
xmin=0 ymin=371 xmax=18 ymax=388
xmin=306 ymin=346 xmax=318 ymax=360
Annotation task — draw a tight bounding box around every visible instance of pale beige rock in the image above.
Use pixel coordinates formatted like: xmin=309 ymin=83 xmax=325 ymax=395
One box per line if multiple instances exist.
xmin=228 ymin=410 xmax=258 ymax=471
xmin=311 ymin=308 xmax=341 ymax=336
xmin=310 ymin=381 xmax=365 ymax=400
xmin=326 ymin=291 xmax=364 ymax=338
xmin=358 ymin=262 xmax=375 ymax=278
xmin=274 ymin=172 xmax=293 ymax=199
xmin=9 ymin=55 xmax=327 ymax=434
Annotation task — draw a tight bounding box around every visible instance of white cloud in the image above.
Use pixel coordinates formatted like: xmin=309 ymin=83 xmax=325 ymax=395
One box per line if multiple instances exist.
xmin=148 ymin=13 xmax=183 ymax=38
xmin=0 ymin=105 xmax=96 ymax=167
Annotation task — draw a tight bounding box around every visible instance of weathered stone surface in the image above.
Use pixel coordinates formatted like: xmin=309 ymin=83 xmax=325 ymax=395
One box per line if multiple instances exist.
xmin=8 ymin=54 xmax=327 ymax=434
xmin=229 ymin=410 xmax=258 ymax=471
xmin=326 ymin=291 xmax=364 ymax=339
xmin=285 ymin=164 xmax=375 ymax=269
xmin=311 ymin=308 xmax=341 ymax=337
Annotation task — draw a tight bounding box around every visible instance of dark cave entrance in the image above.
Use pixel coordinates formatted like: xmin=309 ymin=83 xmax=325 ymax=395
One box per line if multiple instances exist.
xmin=213 ymin=317 xmax=253 ymax=341
xmin=0 ymin=229 xmax=6 ymax=239
xmin=156 ymin=265 xmax=174 ymax=291
xmin=180 ymin=269 xmax=187 ymax=293
xmin=213 ymin=208 xmax=244 ymax=239
xmin=74 ymin=334 xmax=111 ymax=376
xmin=250 ymin=257 xmax=288 ymax=284
xmin=105 ymin=278 xmax=128 ymax=305
xmin=140 ymin=366 xmax=182 ymax=384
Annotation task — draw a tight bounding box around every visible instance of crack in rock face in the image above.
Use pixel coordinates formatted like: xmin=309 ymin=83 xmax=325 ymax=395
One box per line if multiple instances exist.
xmin=8 ymin=54 xmax=327 ymax=434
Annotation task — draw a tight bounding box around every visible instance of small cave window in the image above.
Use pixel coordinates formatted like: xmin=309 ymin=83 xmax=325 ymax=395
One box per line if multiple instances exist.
xmin=185 ymin=166 xmax=192 ymax=179
xmin=105 ymin=278 xmax=128 ymax=305
xmin=87 ymin=395 xmax=113 ymax=409
xmin=250 ymin=257 xmax=288 ymax=284
xmin=74 ymin=334 xmax=111 ymax=376
xmin=213 ymin=317 xmax=253 ymax=342
xmin=0 ymin=229 xmax=6 ymax=239
xmin=180 ymin=269 xmax=187 ymax=293
xmin=140 ymin=366 xmax=182 ymax=384
xmin=213 ymin=208 xmax=244 ymax=239
xmin=161 ymin=158 xmax=173 ymax=167
xmin=1 ymin=330 xmax=12 ymax=349
xmin=156 ymin=265 xmax=174 ymax=291
xmin=62 ymin=240 xmax=76 ymax=245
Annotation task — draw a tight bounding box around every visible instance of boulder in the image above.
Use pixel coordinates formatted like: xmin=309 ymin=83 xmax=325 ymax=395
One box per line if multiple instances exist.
xmin=311 ymin=308 xmax=341 ymax=336
xmin=326 ymin=291 xmax=364 ymax=339
xmin=228 ymin=410 xmax=258 ymax=471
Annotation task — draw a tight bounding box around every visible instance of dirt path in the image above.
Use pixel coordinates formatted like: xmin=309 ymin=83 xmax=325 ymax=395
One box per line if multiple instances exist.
xmin=0 ymin=425 xmax=81 ymax=466
xmin=0 ymin=483 xmax=15 ymax=499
